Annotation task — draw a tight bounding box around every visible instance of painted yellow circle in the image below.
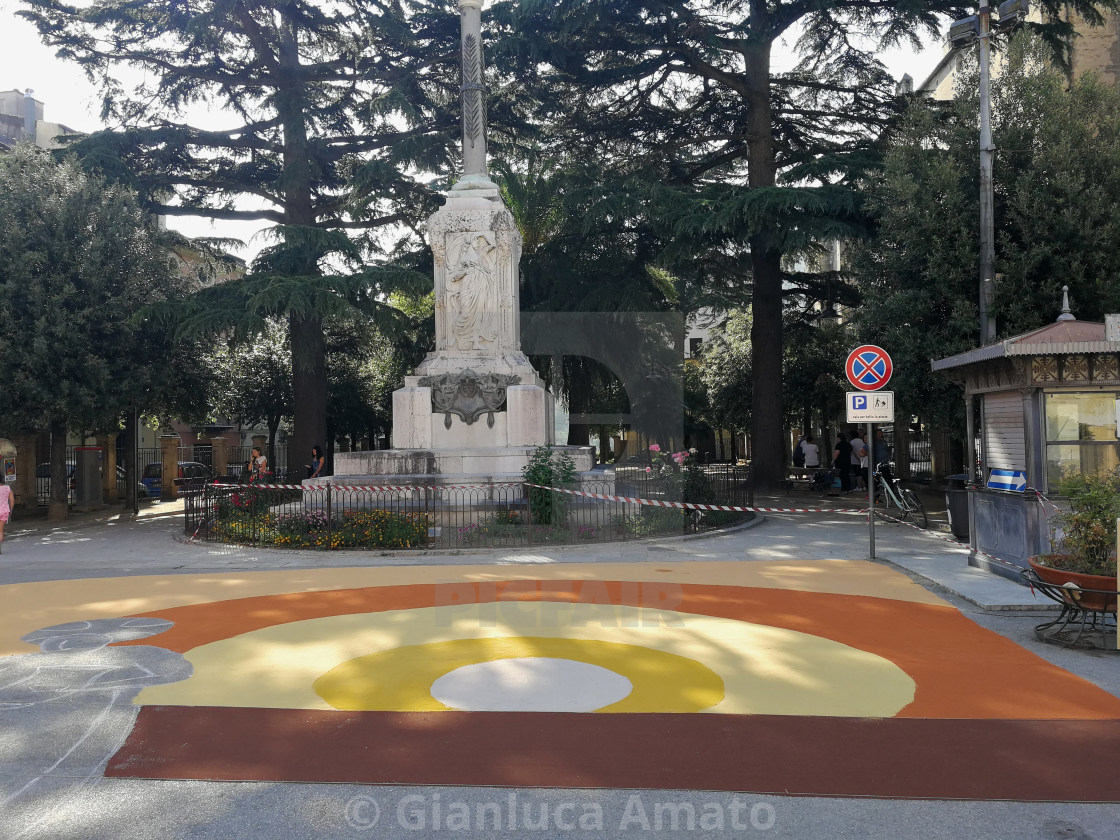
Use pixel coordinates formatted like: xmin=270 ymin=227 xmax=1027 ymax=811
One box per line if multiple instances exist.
xmin=313 ymin=636 xmax=726 ymax=713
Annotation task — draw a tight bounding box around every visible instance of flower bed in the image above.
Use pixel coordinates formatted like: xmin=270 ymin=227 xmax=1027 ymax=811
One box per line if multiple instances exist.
xmin=212 ymin=507 xmax=430 ymax=550
xmin=452 ymin=511 xmax=615 ymax=546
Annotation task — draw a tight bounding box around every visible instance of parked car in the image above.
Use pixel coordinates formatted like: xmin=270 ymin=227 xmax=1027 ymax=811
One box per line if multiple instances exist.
xmin=141 ymin=461 xmax=214 ymax=496
xmin=212 ymin=463 xmax=248 ymax=485
xmin=116 ymin=465 xmax=150 ymax=499
xmin=36 ymin=462 xmax=75 ymax=506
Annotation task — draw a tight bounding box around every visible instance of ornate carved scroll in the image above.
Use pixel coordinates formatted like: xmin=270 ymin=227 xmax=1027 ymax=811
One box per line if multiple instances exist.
xmin=1093 ymin=354 xmax=1119 ymax=382
xmin=1063 ymin=355 xmax=1089 ymax=381
xmin=1032 ymin=356 xmax=1058 ymax=382
xmin=418 ymin=369 xmax=520 ymax=429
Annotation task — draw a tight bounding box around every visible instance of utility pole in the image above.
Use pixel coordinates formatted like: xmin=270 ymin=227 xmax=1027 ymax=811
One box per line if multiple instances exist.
xmin=949 ymin=1 xmax=1029 ymax=346
xmin=978 ymin=5 xmax=996 ymax=345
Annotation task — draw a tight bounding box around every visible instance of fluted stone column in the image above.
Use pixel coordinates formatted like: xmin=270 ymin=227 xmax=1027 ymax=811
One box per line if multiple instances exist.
xmin=451 ymin=0 xmax=497 ymax=193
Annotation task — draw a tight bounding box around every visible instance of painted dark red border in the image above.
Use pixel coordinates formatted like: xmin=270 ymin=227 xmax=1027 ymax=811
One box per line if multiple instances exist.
xmin=107 ymin=706 xmax=1120 ymax=802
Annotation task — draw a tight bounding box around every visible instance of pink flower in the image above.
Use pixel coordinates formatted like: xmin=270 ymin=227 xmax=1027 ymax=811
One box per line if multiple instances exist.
xmin=645 ymin=466 xmax=652 ymax=473
xmin=649 ymin=444 xmax=661 ymax=452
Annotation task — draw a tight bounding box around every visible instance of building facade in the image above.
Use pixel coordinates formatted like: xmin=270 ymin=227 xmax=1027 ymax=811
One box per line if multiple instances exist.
xmin=0 ymin=89 xmax=77 ymax=151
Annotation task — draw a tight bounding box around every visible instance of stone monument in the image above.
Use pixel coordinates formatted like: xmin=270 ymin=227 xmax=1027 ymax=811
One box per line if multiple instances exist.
xmin=332 ymin=0 xmax=593 ymax=483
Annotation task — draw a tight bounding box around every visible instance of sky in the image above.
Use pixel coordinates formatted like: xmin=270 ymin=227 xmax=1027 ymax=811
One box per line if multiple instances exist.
xmin=1 ymin=1 xmax=949 ymax=262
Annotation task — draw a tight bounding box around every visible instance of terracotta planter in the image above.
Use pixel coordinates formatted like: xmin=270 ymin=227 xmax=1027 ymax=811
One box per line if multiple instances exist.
xmin=1028 ymin=556 xmax=1118 ymax=613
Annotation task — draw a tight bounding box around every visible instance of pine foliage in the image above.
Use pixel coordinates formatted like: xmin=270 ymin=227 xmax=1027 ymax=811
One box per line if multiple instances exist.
xmin=18 ymin=0 xmax=459 ymax=455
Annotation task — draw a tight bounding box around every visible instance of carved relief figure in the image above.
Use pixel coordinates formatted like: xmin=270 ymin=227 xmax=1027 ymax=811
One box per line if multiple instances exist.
xmin=447 ymin=232 xmax=498 ymax=350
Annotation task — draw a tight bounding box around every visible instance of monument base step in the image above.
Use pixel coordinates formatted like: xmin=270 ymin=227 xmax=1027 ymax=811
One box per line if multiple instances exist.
xmin=329 ymin=445 xmax=596 ymax=480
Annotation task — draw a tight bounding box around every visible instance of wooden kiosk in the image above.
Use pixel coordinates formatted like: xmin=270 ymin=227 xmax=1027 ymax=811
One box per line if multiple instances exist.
xmin=932 ymin=295 xmax=1120 ymax=580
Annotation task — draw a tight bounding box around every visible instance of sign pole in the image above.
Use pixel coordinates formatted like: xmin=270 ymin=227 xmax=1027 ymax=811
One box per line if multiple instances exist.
xmin=845 ymin=345 xmax=894 ymax=562
xmin=867 ymin=421 xmax=875 ymax=559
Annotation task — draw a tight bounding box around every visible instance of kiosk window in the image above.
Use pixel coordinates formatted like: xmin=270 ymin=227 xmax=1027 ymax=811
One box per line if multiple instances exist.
xmin=1044 ymin=391 xmax=1120 ymax=485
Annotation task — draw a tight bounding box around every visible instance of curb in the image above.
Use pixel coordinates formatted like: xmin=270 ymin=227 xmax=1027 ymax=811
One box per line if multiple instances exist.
xmin=172 ymin=512 xmax=762 ymax=557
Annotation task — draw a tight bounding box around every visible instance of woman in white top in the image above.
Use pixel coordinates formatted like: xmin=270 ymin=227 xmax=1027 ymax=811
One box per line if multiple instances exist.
xmin=249 ymin=446 xmax=268 ymax=482
xmin=801 ymin=434 xmax=820 ymax=468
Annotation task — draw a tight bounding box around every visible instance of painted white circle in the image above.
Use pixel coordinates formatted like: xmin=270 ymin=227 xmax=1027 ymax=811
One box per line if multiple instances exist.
xmin=430 ymin=657 xmax=633 ymax=712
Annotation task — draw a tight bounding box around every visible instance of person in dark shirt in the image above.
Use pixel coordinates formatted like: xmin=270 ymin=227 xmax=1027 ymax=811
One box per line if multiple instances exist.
xmin=833 ymin=434 xmax=853 ymax=492
xmin=873 ymin=428 xmax=890 ymax=467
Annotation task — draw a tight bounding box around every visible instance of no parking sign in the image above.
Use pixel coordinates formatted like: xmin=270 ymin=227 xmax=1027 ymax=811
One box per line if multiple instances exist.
xmin=845 ymin=345 xmax=892 ymax=391
xmin=846 ymin=391 xmax=895 ymax=423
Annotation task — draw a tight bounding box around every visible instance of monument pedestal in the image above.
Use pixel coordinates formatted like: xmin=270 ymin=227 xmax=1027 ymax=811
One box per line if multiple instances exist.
xmin=392 ymin=377 xmax=554 ymax=451
xmin=330 ymin=185 xmax=599 ymax=487
xmin=329 ymin=0 xmax=602 ymax=493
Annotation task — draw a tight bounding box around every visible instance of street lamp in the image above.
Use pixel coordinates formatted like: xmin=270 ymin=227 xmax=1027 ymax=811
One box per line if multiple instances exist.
xmin=949 ymin=0 xmax=1030 ymax=345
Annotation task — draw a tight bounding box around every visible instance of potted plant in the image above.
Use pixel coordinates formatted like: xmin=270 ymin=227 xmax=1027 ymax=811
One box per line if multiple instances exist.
xmin=1029 ymin=468 xmax=1120 ymax=612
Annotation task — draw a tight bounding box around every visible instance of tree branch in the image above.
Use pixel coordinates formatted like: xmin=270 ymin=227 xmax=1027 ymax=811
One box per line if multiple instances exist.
xmin=156 ymin=205 xmax=285 ymax=222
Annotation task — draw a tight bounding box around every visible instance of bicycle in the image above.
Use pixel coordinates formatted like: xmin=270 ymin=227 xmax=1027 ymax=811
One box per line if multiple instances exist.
xmin=872 ymin=461 xmax=928 ymax=529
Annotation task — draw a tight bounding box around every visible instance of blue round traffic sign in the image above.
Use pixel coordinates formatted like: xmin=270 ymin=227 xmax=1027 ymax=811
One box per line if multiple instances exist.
xmin=845 ymin=345 xmax=892 ymax=391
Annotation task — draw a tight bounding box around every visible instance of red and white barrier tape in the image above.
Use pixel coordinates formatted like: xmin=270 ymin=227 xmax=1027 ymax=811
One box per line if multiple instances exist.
xmin=204 ymin=480 xmax=868 ymax=515
xmin=1032 ymin=488 xmax=1063 ymax=516
xmin=523 ymin=483 xmax=869 ymax=515
xmin=208 ymin=482 xmax=523 ymax=492
xmin=195 ymin=479 xmax=1050 ymax=577
xmin=525 ymin=483 xmax=1023 ymax=574
xmin=872 ymin=488 xmax=1052 ymax=575
xmin=187 ymin=514 xmax=209 ymax=544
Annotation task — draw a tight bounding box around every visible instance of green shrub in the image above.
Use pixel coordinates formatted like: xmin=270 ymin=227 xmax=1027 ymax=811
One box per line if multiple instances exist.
xmin=1047 ymin=468 xmax=1120 ymax=575
xmin=682 ymin=459 xmax=715 ymax=504
xmin=614 ymin=507 xmax=688 ymax=537
xmin=482 ymin=510 xmax=524 ymax=539
xmin=522 ymin=445 xmax=577 ymax=526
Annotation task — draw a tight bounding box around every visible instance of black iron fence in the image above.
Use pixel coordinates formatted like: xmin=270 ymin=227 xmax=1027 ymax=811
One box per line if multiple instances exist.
xmin=184 ymin=465 xmax=753 ymax=550
xmin=179 ymin=445 xmax=213 ymax=472
xmin=909 ymin=432 xmax=933 ymax=481
xmin=878 ymin=427 xmax=932 ymax=482
xmin=34 ymin=442 xmax=297 ymax=504
xmin=228 ymin=445 xmax=293 ymax=481
xmin=34 ymin=445 xmax=79 ymax=506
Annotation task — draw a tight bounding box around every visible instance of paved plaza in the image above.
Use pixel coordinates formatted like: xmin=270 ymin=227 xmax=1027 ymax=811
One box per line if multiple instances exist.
xmin=1 ymin=500 xmax=1119 ymax=840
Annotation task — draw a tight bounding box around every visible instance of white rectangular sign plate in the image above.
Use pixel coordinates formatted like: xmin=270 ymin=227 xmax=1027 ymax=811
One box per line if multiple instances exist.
xmin=846 ymin=391 xmax=895 ymax=423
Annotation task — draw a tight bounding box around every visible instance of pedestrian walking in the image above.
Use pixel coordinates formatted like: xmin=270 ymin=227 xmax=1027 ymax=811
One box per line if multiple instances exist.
xmin=0 ymin=480 xmax=14 ymax=552
xmin=850 ymin=428 xmax=868 ymax=492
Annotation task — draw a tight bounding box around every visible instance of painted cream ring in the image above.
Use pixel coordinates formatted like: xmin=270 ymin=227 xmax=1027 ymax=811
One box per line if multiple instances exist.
xmin=133 ymin=601 xmax=915 ymax=717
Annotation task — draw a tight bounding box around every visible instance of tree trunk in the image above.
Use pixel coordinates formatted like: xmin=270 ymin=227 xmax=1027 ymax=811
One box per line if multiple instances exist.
xmin=48 ymin=421 xmax=68 ymax=521
xmin=567 ymin=424 xmax=590 ymax=446
xmin=124 ymin=409 xmax=138 ymax=512
xmin=268 ymin=418 xmax=280 ymax=479
xmin=277 ymin=15 xmax=328 ymax=474
xmin=894 ymin=420 xmax=912 ymax=480
xmin=744 ymin=27 xmax=784 ymax=491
